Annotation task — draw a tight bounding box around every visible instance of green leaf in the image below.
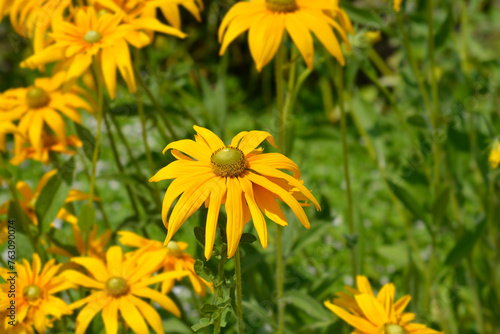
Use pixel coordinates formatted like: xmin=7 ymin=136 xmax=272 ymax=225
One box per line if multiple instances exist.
xmin=406 ymin=115 xmax=427 ymax=128
xmin=240 ymin=233 xmax=257 ymax=244
xmin=194 ymin=226 xmax=206 ymax=246
xmin=7 ymin=199 xmax=34 ymax=235
xmin=386 ymin=180 xmax=431 ymax=231
xmin=35 ymin=158 xmax=75 ymax=233
xmin=434 ymin=8 xmax=454 ymax=50
xmin=77 ymin=204 xmax=96 ymax=232
xmin=445 ymin=218 xmax=487 ymax=267
xmin=432 ymin=186 xmax=450 ymax=226
xmin=200 ymin=303 xmax=220 ymax=317
xmin=191 ymin=318 xmax=213 ymax=332
xmin=194 ymin=259 xmax=215 ymax=282
xmin=75 ymin=123 xmax=96 ymax=161
xmin=284 ymin=290 xmax=332 ymax=321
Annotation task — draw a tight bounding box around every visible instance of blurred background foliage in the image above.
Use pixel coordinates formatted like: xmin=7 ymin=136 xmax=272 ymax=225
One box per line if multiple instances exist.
xmin=1 ymin=0 xmax=500 ymax=333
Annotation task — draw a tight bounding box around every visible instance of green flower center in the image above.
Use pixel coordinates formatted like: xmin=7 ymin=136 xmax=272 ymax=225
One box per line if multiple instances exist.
xmin=26 ymin=87 xmax=50 ymax=109
xmin=84 ymin=30 xmax=102 ymax=43
xmin=106 ymin=277 xmax=129 ymax=297
xmin=266 ymin=0 xmax=298 ymax=12
xmin=166 ymin=241 xmax=183 ymax=257
xmin=23 ymin=284 xmax=42 ymax=302
xmin=384 ymin=324 xmax=409 ymax=334
xmin=97 ymin=9 xmax=110 ymax=18
xmin=211 ymin=146 xmax=247 ymax=177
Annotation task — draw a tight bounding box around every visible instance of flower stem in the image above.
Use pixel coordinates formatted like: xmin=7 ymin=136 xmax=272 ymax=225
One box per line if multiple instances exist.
xmin=133 ymin=49 xmax=163 ymax=210
xmin=275 ymin=42 xmax=286 ymax=334
xmin=89 ymin=61 xmax=104 ymax=206
xmin=333 ymin=62 xmax=357 ymax=279
xmin=213 ymin=244 xmax=226 ymax=334
xmin=234 ymin=247 xmax=244 ymax=334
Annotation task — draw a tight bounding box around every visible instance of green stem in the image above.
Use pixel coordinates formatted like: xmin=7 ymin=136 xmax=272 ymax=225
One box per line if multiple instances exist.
xmin=234 ymin=247 xmax=244 ymax=334
xmin=133 ymin=50 xmax=163 ymax=211
xmin=334 ymin=62 xmax=357 ymax=278
xmin=109 ymin=115 xmax=143 ymax=176
xmin=89 ymin=61 xmax=104 ymax=207
xmin=367 ymin=48 xmax=394 ymax=77
xmin=275 ymin=43 xmax=286 ymax=334
xmin=133 ymin=62 xmax=179 ymax=141
xmin=213 ymin=244 xmax=226 ymax=334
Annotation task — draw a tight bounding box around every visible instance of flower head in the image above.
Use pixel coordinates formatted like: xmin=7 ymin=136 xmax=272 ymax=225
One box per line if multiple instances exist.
xmin=325 ymin=276 xmax=442 ymax=334
xmin=0 ymin=72 xmax=91 ymax=155
xmin=0 ymin=254 xmax=73 ymax=333
xmin=150 ymin=126 xmax=321 ymax=259
xmin=218 ymin=0 xmax=351 ymax=71
xmin=489 ymin=140 xmax=500 ymax=169
xmin=118 ymin=230 xmax=213 ymax=296
xmin=64 ymin=246 xmax=189 ymax=334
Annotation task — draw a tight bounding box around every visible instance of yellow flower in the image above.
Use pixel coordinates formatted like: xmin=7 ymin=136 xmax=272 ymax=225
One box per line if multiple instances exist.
xmin=94 ymin=0 xmax=203 ymax=29
xmin=118 ymin=230 xmax=214 ymax=296
xmin=489 ymin=140 xmax=500 ymax=169
xmin=10 ymin=134 xmax=82 ymax=165
xmin=218 ymin=0 xmax=351 ymax=71
xmin=64 ymin=246 xmax=189 ymax=334
xmin=0 ymin=170 xmax=96 ymax=226
xmin=0 ymin=71 xmax=91 ymax=155
xmin=9 ymin=0 xmax=70 ymax=54
xmin=47 ymin=224 xmax=112 ymax=259
xmin=0 ymin=254 xmax=73 ymax=333
xmin=21 ymin=7 xmax=185 ymax=99
xmin=325 ymin=276 xmax=442 ymax=334
xmin=150 ymin=125 xmax=321 ymax=259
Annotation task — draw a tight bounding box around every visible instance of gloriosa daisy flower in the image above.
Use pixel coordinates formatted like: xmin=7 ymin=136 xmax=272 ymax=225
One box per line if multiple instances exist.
xmin=21 ymin=7 xmax=185 ymax=99
xmin=0 ymin=254 xmax=73 ymax=333
xmin=218 ymin=0 xmax=351 ymax=71
xmin=0 ymin=72 xmax=91 ymax=156
xmin=118 ymin=231 xmax=213 ymax=296
xmin=149 ymin=126 xmax=321 ymax=260
xmin=325 ymin=276 xmax=442 ymax=334
xmin=489 ymin=140 xmax=500 ymax=169
xmin=64 ymin=246 xmax=189 ymax=334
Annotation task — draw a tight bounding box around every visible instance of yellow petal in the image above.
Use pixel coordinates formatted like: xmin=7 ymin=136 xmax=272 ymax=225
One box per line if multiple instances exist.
xmin=106 ymin=246 xmax=123 ymax=277
xmin=132 ymin=17 xmax=186 ymax=39
xmin=354 ymin=294 xmax=388 ymax=326
xmin=248 ymin=12 xmax=285 ymax=71
xmin=285 ymin=11 xmax=314 ymax=69
xmin=129 ymin=295 xmax=164 ymax=334
xmin=324 ymin=301 xmax=378 ymax=333
xmin=204 ymin=177 xmax=226 ymax=260
xmin=101 ymin=47 xmax=117 ymax=100
xmin=356 ymin=276 xmax=374 ymax=296
xmin=63 ymin=270 xmax=105 ymax=289
xmin=118 ymin=297 xmax=150 ymax=334
xmin=67 ymin=53 xmax=93 ymax=84
xmin=248 ymin=152 xmax=300 ymax=178
xmin=253 ymin=184 xmax=287 ymax=226
xmin=239 ymin=176 xmax=267 ymax=248
xmin=114 ymin=40 xmax=136 ymax=94
xmin=75 ymin=297 xmax=108 ymax=334
xmin=225 ymin=176 xmax=244 ymax=258
xmin=238 ymin=130 xmax=277 ymax=155
xmin=193 ymin=125 xmax=225 ymax=151
xmin=132 ymin=287 xmax=181 ymax=317
xmin=71 ymin=257 xmax=109 ymax=282
xmin=102 ymin=299 xmax=119 ymax=334
xmin=162 ymin=139 xmax=211 ymax=162
xmin=149 ymin=160 xmax=211 ymax=182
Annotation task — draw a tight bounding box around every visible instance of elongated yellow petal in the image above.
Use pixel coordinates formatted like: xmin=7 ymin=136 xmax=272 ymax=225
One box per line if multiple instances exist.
xmin=102 ymin=299 xmax=119 ymax=334
xmin=248 ymin=12 xmax=285 ymax=71
xmin=238 ymin=130 xmax=277 ymax=155
xmin=220 ymin=11 xmax=263 ymax=56
xmin=132 ymin=17 xmax=186 ymax=39
xmin=239 ymin=176 xmax=267 ymax=248
xmin=394 ymin=294 xmax=411 ymax=315
xmin=162 ymin=139 xmax=211 ymax=162
xmin=253 ymin=184 xmax=287 ymax=226
xmin=356 ymin=276 xmax=374 ymax=296
xmin=324 ymin=301 xmax=378 ymax=332
xmin=132 ymin=287 xmax=181 ymax=317
xmin=377 ymin=283 xmax=395 ymax=322
xmin=193 ymin=125 xmax=225 ymax=151
xmin=149 ymin=160 xmax=211 ymax=182
xmin=248 ymin=152 xmax=300 ymax=178
xmin=66 ymin=53 xmax=93 ymax=84
xmin=106 ymin=246 xmax=123 ymax=277
xmin=204 ymin=177 xmax=226 ymax=260
xmin=129 ymin=295 xmax=164 ymax=334
xmin=75 ymin=298 xmax=108 ymax=334
xmin=101 ymin=47 xmax=117 ymax=100
xmin=354 ymin=294 xmax=388 ymax=326
xmin=285 ymin=11 xmax=314 ymax=69
xmin=225 ymin=176 xmax=244 ymax=258
xmin=119 ymin=297 xmax=150 ymax=334
xmin=43 ymin=110 xmax=66 ymax=144
xmin=71 ymin=258 xmax=109 ymax=282
xmin=64 ymin=270 xmax=105 ymax=289
xmin=135 ymin=270 xmax=189 ymax=288
xmin=114 ymin=40 xmax=136 ymax=94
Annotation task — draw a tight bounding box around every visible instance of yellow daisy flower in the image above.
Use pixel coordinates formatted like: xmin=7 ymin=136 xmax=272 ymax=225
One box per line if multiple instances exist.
xmin=0 ymin=254 xmax=73 ymax=333
xmin=10 ymin=134 xmax=82 ymax=165
xmin=9 ymin=0 xmax=70 ymax=54
xmin=94 ymin=0 xmax=203 ymax=30
xmin=64 ymin=246 xmax=189 ymax=334
xmin=0 ymin=170 xmax=96 ymax=226
xmin=149 ymin=125 xmax=321 ymax=260
xmin=324 ymin=275 xmax=442 ymax=334
xmin=21 ymin=7 xmax=185 ymax=99
xmin=47 ymin=224 xmax=112 ymax=259
xmin=218 ymin=0 xmax=351 ymax=71
xmin=489 ymin=140 xmax=500 ymax=169
xmin=0 ymin=71 xmax=91 ymax=155
xmin=118 ymin=230 xmax=214 ymax=296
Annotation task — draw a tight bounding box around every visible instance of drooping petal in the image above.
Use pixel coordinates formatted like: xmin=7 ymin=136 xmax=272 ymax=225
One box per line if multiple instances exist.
xmin=162 ymin=139 xmax=211 ymax=162
xmin=75 ymin=297 xmax=108 ymax=334
xmin=324 ymin=301 xmax=378 ymax=333
xmin=253 ymin=184 xmax=287 ymax=226
xmin=239 ymin=176 xmax=267 ymax=248
xmin=193 ymin=125 xmax=225 ymax=151
xmin=101 ymin=46 xmax=117 ymax=100
xmin=129 ymin=295 xmax=164 ymax=334
xmin=225 ymin=176 xmax=244 ymax=258
xmin=102 ymin=299 xmax=119 ymax=334
xmin=114 ymin=40 xmax=136 ymax=94
xmin=204 ymin=177 xmax=226 ymax=260
xmin=132 ymin=287 xmax=181 ymax=317
xmin=71 ymin=257 xmax=109 ymax=282
xmin=63 ymin=270 xmax=105 ymax=289
xmin=285 ymin=11 xmax=314 ymax=69
xmin=248 ymin=152 xmax=301 ymax=178
xmin=118 ymin=297 xmax=150 ymax=333
xmin=238 ymin=130 xmax=277 ymax=155
xmin=354 ymin=294 xmax=389 ymax=326
xmin=248 ymin=12 xmax=285 ymax=71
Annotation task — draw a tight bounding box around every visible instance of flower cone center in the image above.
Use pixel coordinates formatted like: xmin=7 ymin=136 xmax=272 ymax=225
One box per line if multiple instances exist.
xmin=84 ymin=30 xmax=102 ymax=43
xmin=97 ymin=9 xmax=110 ymax=18
xmin=384 ymin=324 xmax=409 ymax=334
xmin=106 ymin=277 xmax=129 ymax=297
xmin=166 ymin=241 xmax=183 ymax=257
xmin=266 ymin=0 xmax=297 ymax=12
xmin=23 ymin=284 xmax=42 ymax=302
xmin=26 ymin=87 xmax=50 ymax=109
xmin=211 ymin=146 xmax=247 ymax=177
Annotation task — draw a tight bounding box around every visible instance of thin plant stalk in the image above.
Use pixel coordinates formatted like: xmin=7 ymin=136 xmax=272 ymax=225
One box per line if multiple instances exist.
xmin=274 ymin=43 xmax=286 ymax=334
xmin=213 ymin=244 xmax=227 ymax=334
xmin=333 ymin=62 xmax=357 ymax=278
xmin=234 ymin=247 xmax=244 ymax=334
